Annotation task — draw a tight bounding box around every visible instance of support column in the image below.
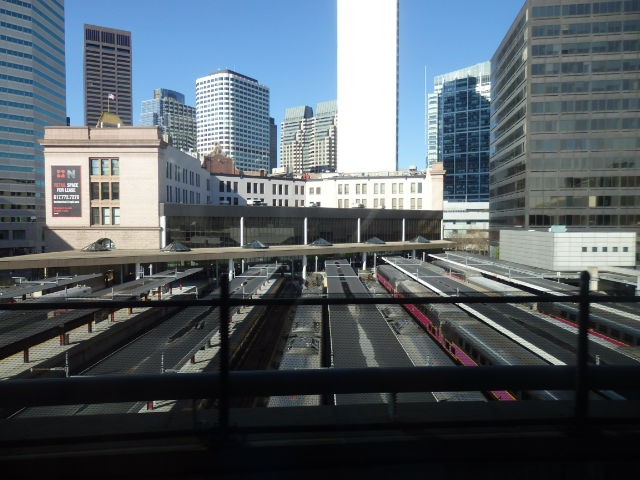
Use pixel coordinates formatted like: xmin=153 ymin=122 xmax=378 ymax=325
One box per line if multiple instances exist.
xmin=135 ymin=263 xmax=141 ymax=280
xmin=302 ymin=255 xmax=307 ymax=279
xmin=160 ymin=215 xmax=167 ymax=248
xmin=412 ymin=249 xmax=416 ymax=259
xmin=402 ymin=218 xmax=406 ymax=242
xmin=362 ymin=252 xmax=367 ymax=271
xmin=373 ymin=253 xmax=377 ymax=270
xmin=241 ymin=259 xmax=245 ymax=273
xmin=304 ymin=216 xmax=308 ymax=245
xmin=357 ymin=218 xmax=361 ymax=243
xmin=587 ymin=266 xmax=599 ymax=292
xmin=240 ymin=216 xmax=245 ymax=246
xmin=228 ymin=258 xmax=234 ymax=281
xmin=636 ymin=275 xmax=640 ymax=296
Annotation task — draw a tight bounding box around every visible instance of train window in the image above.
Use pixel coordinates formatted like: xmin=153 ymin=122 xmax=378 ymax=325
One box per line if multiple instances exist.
xmin=610 ymin=329 xmax=620 ymax=339
xmin=568 ymin=313 xmax=577 ymax=322
xmin=450 ymin=346 xmax=456 ymax=355
xmin=597 ymin=324 xmax=608 ymax=334
xmin=588 ymin=322 xmax=595 ymax=329
xmin=471 ymin=348 xmax=478 ymax=360
xmin=623 ymin=334 xmax=633 ymax=344
xmin=560 ymin=310 xmax=567 ymax=318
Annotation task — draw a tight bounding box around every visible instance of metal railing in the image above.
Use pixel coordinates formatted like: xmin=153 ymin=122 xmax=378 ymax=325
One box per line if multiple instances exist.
xmin=1 ymin=271 xmax=639 ymax=437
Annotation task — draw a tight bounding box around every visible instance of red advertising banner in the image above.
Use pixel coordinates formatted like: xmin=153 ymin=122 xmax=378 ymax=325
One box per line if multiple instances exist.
xmin=52 ymin=166 xmax=81 ymax=217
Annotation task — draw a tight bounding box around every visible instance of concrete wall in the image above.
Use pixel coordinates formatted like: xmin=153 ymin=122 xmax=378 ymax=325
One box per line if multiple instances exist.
xmin=500 ymin=230 xmax=636 ymax=271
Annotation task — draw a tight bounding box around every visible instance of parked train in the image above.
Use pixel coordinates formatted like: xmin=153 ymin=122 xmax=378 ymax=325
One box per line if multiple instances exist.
xmin=537 ymin=301 xmax=640 ymax=348
xmin=377 ymin=265 xmax=570 ymax=401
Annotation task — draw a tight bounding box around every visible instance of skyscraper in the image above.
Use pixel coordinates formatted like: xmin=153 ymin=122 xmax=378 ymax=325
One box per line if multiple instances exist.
xmin=84 ymin=25 xmax=132 ymax=127
xmin=195 ymin=70 xmax=270 ymax=173
xmin=427 ymin=62 xmax=491 ymax=202
xmin=490 ymin=0 xmax=640 ymax=251
xmin=140 ymin=89 xmax=196 ymax=153
xmin=0 ymin=0 xmax=66 ymax=255
xmin=281 ymin=102 xmax=338 ymax=174
xmin=337 ymin=0 xmax=398 ymax=173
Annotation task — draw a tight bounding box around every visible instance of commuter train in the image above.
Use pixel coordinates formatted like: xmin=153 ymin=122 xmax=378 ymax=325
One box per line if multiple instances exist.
xmin=537 ymin=301 xmax=640 ymax=347
xmin=377 ymin=265 xmax=570 ymax=401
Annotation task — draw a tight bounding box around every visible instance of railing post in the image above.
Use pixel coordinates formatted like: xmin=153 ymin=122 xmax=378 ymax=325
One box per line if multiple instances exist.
xmin=575 ymin=270 xmax=590 ymax=428
xmin=219 ymin=274 xmax=230 ymax=435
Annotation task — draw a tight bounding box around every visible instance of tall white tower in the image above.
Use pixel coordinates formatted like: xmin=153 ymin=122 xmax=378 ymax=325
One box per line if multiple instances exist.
xmin=196 ymin=70 xmax=270 ymax=172
xmin=337 ymin=0 xmax=398 ymax=173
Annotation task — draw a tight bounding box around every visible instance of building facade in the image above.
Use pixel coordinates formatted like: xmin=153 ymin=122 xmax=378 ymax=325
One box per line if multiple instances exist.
xmin=427 ymin=62 xmax=491 ymax=202
xmin=500 ymin=230 xmax=636 ymax=271
xmin=195 ymin=70 xmax=271 ymax=173
xmin=304 ymin=165 xmax=444 ymax=212
xmin=140 ymin=89 xmax=196 ymax=153
xmin=0 ymin=0 xmax=67 ymax=256
xmin=280 ymin=101 xmax=337 ymax=174
xmin=42 ymin=125 xmax=207 ymax=251
xmin=490 ymin=0 xmax=640 ymax=252
xmin=337 ymin=0 xmax=398 ymax=173
xmin=83 ymin=25 xmax=132 ymax=127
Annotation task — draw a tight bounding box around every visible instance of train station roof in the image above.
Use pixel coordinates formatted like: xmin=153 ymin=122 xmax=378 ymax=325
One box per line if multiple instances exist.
xmin=0 ymin=240 xmax=452 ymax=270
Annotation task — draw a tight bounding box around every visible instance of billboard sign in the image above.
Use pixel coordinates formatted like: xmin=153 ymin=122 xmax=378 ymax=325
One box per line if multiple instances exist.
xmin=52 ymin=166 xmax=81 ymax=217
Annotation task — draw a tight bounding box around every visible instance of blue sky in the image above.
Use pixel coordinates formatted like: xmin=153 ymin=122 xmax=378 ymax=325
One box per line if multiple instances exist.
xmin=65 ymin=0 xmax=524 ymax=169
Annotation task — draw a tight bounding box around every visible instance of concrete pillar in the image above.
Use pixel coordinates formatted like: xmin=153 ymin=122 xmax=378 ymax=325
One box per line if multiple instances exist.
xmin=402 ymin=218 xmax=406 ymax=242
xmin=135 ymin=263 xmax=141 ymax=280
xmin=228 ymin=258 xmax=234 ymax=281
xmin=240 ymin=216 xmax=244 ymax=246
xmin=160 ymin=215 xmax=167 ymax=248
xmin=357 ymin=218 xmax=361 ymax=243
xmin=362 ymin=252 xmax=367 ymax=271
xmin=302 ymin=255 xmax=307 ymax=279
xmin=636 ymin=275 xmax=640 ymax=296
xmin=587 ymin=267 xmax=599 ymax=292
xmin=373 ymin=253 xmax=377 ymax=270
xmin=304 ymin=217 xmax=308 ymax=245
xmin=412 ymin=249 xmax=416 ymax=259
xmin=315 ymin=255 xmax=318 ymax=272
xmin=241 ymin=259 xmax=245 ymax=273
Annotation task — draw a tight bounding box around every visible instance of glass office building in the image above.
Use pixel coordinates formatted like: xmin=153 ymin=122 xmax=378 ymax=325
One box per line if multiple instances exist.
xmin=427 ymin=62 xmax=491 ymax=202
xmin=0 ymin=0 xmax=66 ymax=255
xmin=140 ymin=89 xmax=196 ymax=153
xmin=490 ymin=0 xmax=640 ymax=251
xmin=195 ymin=70 xmax=271 ymax=173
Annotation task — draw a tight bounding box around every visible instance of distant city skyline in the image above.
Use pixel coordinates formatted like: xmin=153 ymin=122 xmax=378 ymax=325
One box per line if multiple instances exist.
xmin=64 ymin=0 xmax=525 ymax=168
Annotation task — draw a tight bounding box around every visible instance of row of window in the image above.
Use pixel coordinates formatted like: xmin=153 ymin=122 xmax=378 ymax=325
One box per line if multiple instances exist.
xmin=581 ymin=246 xmax=629 ymax=253
xmin=531 ymin=58 xmax=640 ymax=76
xmin=165 ymin=162 xmax=200 ymax=186
xmin=531 ymin=78 xmax=640 ymax=94
xmin=90 ymin=182 xmax=119 ymax=200
xmin=166 ymin=186 xmax=201 ymax=204
xmin=530 ymin=117 xmax=640 ymax=133
xmin=90 ymin=158 xmax=119 ymax=176
xmin=532 ymin=39 xmax=639 ymax=56
xmin=529 ymin=195 xmax=640 ymax=208
xmin=527 ymin=175 xmax=640 ymax=189
xmin=532 ymin=19 xmax=640 ymax=37
xmin=532 ymin=1 xmax=640 ymax=18
xmin=531 ymin=97 xmax=640 ymax=114
xmin=530 ymin=136 xmax=640 ymax=152
xmin=90 ymin=207 xmax=120 ymax=225
xmin=526 ymin=214 xmax=640 ymax=226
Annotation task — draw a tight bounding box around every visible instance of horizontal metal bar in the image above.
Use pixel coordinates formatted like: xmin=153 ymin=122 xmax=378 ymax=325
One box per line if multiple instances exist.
xmin=1 ymin=366 xmax=639 ymax=408
xmin=2 ymin=294 xmax=639 ymax=311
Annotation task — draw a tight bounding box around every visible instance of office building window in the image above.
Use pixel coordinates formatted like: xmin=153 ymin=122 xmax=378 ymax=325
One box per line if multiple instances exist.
xmin=91 ymin=207 xmax=100 ymax=225
xmin=90 ymin=182 xmax=100 ymax=200
xmin=112 ymin=207 xmax=120 ymax=225
xmin=101 ymin=182 xmax=110 ymax=200
xmin=102 ymin=207 xmax=111 ymax=225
